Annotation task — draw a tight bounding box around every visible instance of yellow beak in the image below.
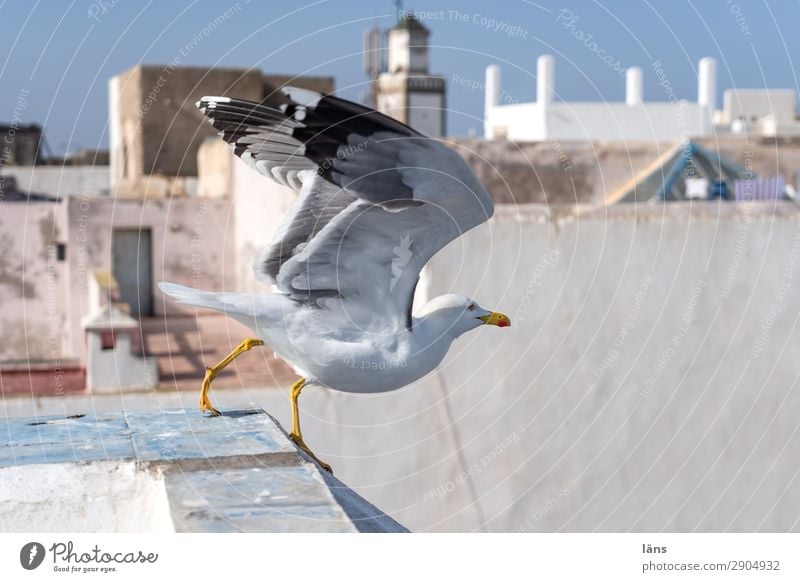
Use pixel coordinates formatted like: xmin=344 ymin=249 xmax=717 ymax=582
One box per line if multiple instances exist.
xmin=479 ymin=311 xmax=511 ymax=328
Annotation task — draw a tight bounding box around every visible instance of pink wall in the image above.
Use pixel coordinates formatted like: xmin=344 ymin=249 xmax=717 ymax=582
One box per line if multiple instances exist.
xmin=63 ymin=195 xmax=236 ymax=359
xmin=0 ymin=196 xmax=236 ymax=364
xmin=0 ymin=201 xmax=70 ymax=363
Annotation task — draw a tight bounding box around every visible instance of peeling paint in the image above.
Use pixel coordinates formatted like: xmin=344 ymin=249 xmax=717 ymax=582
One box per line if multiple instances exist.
xmin=0 ymin=233 xmax=36 ymax=299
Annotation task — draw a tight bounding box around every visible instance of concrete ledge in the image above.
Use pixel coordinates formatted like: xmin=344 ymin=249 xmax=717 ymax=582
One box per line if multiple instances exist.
xmin=0 ymin=409 xmax=407 ymax=533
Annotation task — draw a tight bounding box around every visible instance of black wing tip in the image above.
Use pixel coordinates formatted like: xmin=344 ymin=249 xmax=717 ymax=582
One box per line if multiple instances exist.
xmin=196 ymin=89 xmax=321 ymax=115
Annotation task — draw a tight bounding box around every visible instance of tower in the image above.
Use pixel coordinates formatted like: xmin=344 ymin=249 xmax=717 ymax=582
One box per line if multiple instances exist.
xmin=374 ymin=14 xmax=446 ymax=137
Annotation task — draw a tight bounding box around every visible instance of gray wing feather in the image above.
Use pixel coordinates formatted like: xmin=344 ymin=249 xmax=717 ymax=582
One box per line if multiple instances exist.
xmin=196 ymin=89 xmax=493 ymax=329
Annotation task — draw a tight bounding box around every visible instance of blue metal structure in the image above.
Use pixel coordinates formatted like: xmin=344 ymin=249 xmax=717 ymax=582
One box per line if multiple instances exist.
xmin=655 ymin=141 xmax=751 ymax=201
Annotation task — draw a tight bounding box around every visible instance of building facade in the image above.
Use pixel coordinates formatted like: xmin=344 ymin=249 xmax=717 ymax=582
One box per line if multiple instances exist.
xmin=108 ymin=65 xmax=334 ymax=198
xmin=485 ymin=55 xmax=800 ymax=142
xmin=374 ymin=15 xmax=446 ymax=137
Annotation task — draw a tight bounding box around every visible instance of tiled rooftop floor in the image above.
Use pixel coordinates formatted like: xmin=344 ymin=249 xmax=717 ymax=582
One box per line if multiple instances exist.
xmin=140 ymin=314 xmax=297 ymax=391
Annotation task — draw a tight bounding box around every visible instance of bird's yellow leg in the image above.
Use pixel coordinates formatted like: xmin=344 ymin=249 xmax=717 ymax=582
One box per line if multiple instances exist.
xmin=289 ymin=377 xmax=332 ymax=473
xmin=199 ymin=338 xmax=264 ymax=416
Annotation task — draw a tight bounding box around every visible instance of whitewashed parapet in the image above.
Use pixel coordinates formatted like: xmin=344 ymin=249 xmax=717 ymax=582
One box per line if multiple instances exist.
xmin=0 ymin=409 xmax=407 ymax=533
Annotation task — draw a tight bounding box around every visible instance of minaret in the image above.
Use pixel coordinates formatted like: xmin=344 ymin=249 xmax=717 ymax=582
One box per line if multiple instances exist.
xmin=374 ymin=14 xmax=446 ymax=137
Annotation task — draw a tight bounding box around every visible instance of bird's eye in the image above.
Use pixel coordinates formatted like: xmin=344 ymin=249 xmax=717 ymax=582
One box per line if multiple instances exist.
xmin=467 ymin=304 xmax=476 ymax=311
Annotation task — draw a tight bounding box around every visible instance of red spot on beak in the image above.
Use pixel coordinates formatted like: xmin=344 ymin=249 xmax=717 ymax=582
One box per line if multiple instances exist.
xmin=479 ymin=312 xmax=511 ymax=327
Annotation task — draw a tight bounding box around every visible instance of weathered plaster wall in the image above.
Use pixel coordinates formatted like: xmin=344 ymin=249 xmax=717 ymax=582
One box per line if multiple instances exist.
xmin=450 ymin=136 xmax=800 ymax=205
xmin=0 ymin=201 xmax=69 ymax=363
xmin=109 ymin=64 xmax=335 ymax=198
xmin=110 ymin=65 xmax=262 ymax=198
xmin=196 ymin=139 xmax=231 ymax=199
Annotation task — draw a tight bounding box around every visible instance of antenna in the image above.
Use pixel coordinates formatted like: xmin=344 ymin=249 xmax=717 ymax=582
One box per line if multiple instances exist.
xmin=394 ymin=0 xmax=403 ymax=25
xmin=363 ymin=24 xmax=383 ymax=108
xmin=363 ymin=26 xmax=382 ymax=79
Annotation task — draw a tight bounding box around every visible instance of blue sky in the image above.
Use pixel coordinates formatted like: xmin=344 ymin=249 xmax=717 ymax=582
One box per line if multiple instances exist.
xmin=1 ymin=0 xmax=798 ymax=155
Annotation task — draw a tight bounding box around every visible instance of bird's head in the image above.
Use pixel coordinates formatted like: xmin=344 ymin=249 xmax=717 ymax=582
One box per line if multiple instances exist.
xmin=417 ymin=294 xmax=511 ymax=338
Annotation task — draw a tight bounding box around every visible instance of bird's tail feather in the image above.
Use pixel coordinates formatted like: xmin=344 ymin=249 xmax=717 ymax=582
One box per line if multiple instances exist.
xmin=158 ymin=282 xmax=230 ymax=312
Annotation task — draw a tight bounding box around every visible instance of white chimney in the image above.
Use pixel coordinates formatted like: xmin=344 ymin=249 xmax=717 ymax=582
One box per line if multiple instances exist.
xmin=698 ymin=57 xmax=717 ymax=110
xmin=484 ymin=65 xmax=501 ymax=139
xmin=537 ymin=54 xmax=554 ymax=105
xmin=485 ymin=64 xmax=501 ymax=116
xmin=626 ymin=67 xmax=643 ymax=105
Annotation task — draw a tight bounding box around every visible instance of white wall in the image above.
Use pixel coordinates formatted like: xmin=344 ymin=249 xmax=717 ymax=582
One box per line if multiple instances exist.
xmin=293 ymin=202 xmax=800 ymax=532
xmin=547 ymin=101 xmax=711 ymax=142
xmin=723 ymin=89 xmax=796 ymax=123
xmin=2 ymin=166 xmax=111 ymax=197
xmin=485 ymin=102 xmax=543 ymax=140
xmin=487 ymin=101 xmax=712 ymax=142
xmin=387 ymin=28 xmax=411 ymax=74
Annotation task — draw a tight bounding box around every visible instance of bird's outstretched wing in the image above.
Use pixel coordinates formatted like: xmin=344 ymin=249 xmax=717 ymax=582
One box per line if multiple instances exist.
xmin=197 ymin=88 xmax=493 ymax=330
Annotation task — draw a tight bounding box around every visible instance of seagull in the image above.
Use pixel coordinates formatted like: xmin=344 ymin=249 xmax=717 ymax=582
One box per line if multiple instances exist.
xmin=159 ymin=87 xmax=510 ymax=472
